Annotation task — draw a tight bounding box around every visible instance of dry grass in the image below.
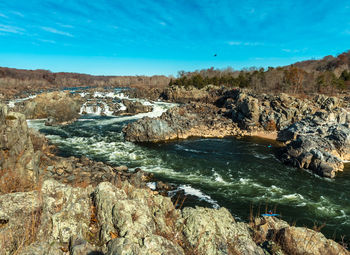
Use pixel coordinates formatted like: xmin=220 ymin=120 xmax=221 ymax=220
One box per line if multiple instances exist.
xmin=0 ymin=208 xmax=42 ymax=255
xmin=72 ymin=178 xmax=90 ymax=188
xmin=0 ymin=168 xmax=37 ymax=195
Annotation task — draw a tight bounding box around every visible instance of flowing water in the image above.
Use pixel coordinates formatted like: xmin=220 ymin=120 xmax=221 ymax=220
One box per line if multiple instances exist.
xmin=27 ymin=93 xmax=350 ymax=242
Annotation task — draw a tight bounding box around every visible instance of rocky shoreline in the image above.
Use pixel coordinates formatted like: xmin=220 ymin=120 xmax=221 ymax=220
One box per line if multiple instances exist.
xmin=1 ymin=87 xmax=350 ymax=254
xmin=123 ymin=87 xmax=350 ymax=178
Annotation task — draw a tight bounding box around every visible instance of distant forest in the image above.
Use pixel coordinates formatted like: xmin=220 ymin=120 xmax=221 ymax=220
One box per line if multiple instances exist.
xmin=1 ymin=51 xmax=350 ymax=97
xmin=170 ymin=51 xmax=350 ymax=95
xmin=0 ymin=68 xmax=170 ymax=97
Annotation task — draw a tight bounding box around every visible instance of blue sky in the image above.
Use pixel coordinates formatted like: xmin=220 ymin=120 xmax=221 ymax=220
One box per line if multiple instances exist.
xmin=0 ymin=0 xmax=350 ymax=76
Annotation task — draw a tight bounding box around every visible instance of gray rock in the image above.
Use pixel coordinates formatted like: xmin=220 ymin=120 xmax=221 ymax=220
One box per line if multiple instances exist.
xmin=106 ymin=235 xmax=185 ymax=255
xmin=179 ymin=207 xmax=264 ymax=255
xmin=37 ymin=179 xmax=92 ymax=244
xmin=17 ymin=241 xmax=65 ymax=255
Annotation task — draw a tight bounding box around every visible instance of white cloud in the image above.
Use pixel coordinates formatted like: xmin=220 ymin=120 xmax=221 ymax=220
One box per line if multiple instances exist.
xmin=159 ymin=21 xmax=167 ymax=26
xmin=57 ymin=23 xmax=74 ymax=28
xmin=38 ymin=39 xmax=56 ymax=44
xmin=282 ymin=48 xmax=308 ymax=53
xmin=0 ymin=24 xmax=23 ymax=34
xmin=41 ymin=26 xmax=74 ymax=37
xmin=228 ymin=41 xmax=264 ymax=46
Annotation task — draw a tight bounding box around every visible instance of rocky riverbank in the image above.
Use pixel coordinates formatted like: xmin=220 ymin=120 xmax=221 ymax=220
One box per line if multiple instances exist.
xmin=123 ymin=87 xmax=350 ymax=178
xmin=1 ymin=98 xmax=349 ymax=254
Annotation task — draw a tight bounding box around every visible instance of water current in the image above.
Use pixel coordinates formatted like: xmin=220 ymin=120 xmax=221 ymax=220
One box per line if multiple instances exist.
xmin=26 ymin=91 xmax=350 ymax=241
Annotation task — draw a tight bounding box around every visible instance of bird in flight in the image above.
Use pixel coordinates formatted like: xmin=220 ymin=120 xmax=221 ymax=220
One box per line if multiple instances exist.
xmin=214 ymin=54 xmax=217 ymax=57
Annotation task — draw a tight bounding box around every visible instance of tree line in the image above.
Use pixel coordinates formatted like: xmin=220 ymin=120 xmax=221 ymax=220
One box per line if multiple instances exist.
xmin=169 ymin=51 xmax=350 ymax=95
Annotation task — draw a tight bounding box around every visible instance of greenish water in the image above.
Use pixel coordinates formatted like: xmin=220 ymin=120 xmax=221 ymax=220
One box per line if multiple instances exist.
xmin=28 ymin=108 xmax=350 ymax=243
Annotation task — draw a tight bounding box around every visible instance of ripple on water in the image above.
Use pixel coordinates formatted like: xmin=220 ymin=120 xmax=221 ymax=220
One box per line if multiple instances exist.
xmin=27 ymin=96 xmax=350 ymax=240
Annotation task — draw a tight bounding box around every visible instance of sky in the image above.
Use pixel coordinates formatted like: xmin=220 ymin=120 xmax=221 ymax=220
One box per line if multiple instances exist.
xmin=0 ymin=0 xmax=350 ymax=76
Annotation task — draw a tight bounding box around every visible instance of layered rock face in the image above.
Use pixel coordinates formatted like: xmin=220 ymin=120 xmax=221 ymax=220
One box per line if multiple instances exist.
xmin=15 ymin=91 xmax=83 ymax=124
xmin=278 ymin=117 xmax=350 ymax=177
xmin=123 ymin=103 xmax=244 ymax=142
xmin=0 ymin=104 xmax=40 ymax=179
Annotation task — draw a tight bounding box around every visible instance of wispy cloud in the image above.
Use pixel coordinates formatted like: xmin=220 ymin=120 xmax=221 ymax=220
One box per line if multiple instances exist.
xmin=228 ymin=41 xmax=264 ymax=46
xmin=0 ymin=24 xmax=23 ymax=34
xmin=282 ymin=48 xmax=308 ymax=53
xmin=0 ymin=13 xmax=8 ymax=18
xmin=11 ymin=11 xmax=24 ymax=17
xmin=38 ymin=38 xmax=56 ymax=44
xmin=41 ymin=26 xmax=74 ymax=37
xmin=159 ymin=21 xmax=167 ymax=26
xmin=57 ymin=23 xmax=74 ymax=28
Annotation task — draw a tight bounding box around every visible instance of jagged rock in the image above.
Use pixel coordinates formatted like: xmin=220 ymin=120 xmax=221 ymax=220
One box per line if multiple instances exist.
xmin=121 ymin=99 xmax=153 ymax=114
xmin=94 ymin=182 xmax=184 ymax=253
xmin=93 ymin=182 xmax=128 ymax=243
xmin=179 ymin=207 xmax=265 ymax=255
xmin=278 ymin=117 xmax=350 ymax=178
xmin=253 ymin=217 xmax=349 ymax=255
xmin=123 ymin=103 xmax=244 ymax=142
xmin=0 ymin=104 xmax=39 ymax=180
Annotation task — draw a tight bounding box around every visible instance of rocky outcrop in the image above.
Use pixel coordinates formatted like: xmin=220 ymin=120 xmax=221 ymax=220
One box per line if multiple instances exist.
xmin=278 ymin=114 xmax=350 ymax=178
xmin=2 ymin=178 xmax=347 ymax=255
xmin=0 ymin=104 xmax=40 ymax=180
xmin=123 ymin=103 xmax=245 ymax=142
xmin=252 ymin=217 xmax=349 ymax=255
xmin=120 ymin=99 xmax=153 ymax=115
xmin=1 ymin=173 xmax=348 ymax=255
xmin=15 ymin=91 xmax=83 ymax=124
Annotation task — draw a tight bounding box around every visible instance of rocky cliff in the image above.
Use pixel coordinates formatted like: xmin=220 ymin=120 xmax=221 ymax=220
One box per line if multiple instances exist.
xmin=0 ymin=104 xmax=40 ymax=181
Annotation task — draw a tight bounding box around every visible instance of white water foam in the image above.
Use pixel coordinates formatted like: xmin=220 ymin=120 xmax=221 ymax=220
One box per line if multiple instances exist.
xmin=175 ymin=184 xmax=220 ymax=209
xmin=8 ymin=94 xmax=37 ymax=108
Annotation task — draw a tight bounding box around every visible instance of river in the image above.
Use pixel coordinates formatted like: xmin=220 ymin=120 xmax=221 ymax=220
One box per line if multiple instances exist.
xmin=26 ymin=92 xmax=350 ymax=242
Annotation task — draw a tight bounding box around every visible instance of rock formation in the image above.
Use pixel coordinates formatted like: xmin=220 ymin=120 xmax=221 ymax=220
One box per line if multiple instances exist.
xmin=0 ymin=104 xmax=40 ymax=180
xmin=123 ymin=103 xmax=244 ymax=142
